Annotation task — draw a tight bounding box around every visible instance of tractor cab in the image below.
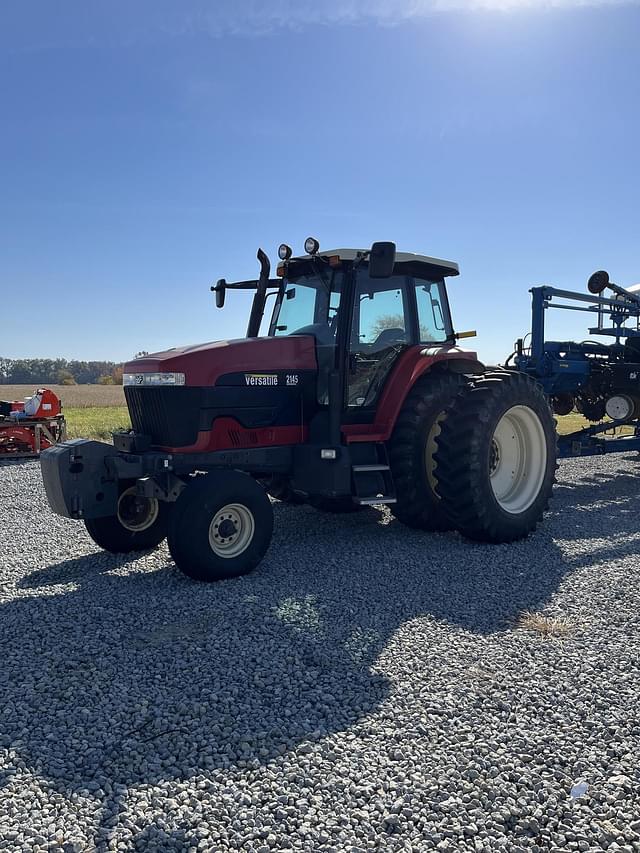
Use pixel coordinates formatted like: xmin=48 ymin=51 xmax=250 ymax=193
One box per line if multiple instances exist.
xmin=213 ymin=239 xmax=461 ymax=444
xmin=267 ymin=243 xmax=458 ymax=413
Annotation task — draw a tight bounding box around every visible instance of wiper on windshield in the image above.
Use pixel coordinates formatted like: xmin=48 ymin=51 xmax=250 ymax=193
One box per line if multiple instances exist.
xmin=310 ymin=258 xmax=333 ymax=295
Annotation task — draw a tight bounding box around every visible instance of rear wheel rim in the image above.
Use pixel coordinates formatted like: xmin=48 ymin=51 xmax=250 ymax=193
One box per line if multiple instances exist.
xmin=117 ymin=486 xmax=159 ymax=532
xmin=489 ymin=405 xmax=547 ymax=514
xmin=209 ymin=503 xmax=255 ymax=558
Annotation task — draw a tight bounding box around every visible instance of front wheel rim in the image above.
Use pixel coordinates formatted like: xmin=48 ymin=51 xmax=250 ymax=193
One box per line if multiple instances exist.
xmin=489 ymin=405 xmax=547 ymax=514
xmin=117 ymin=486 xmax=160 ymax=532
xmin=208 ymin=503 xmax=255 ymax=558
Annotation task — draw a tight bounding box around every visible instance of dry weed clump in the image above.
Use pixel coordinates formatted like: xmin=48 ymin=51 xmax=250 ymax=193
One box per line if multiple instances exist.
xmin=516 ymin=610 xmax=574 ymax=638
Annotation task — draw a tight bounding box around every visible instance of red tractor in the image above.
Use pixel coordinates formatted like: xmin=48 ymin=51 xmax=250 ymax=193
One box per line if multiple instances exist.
xmin=41 ymin=240 xmax=556 ymax=581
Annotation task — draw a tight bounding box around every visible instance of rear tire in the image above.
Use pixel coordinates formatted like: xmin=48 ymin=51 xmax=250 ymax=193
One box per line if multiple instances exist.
xmin=167 ymin=472 xmax=274 ymax=582
xmin=434 ymin=371 xmax=556 ymax=542
xmin=387 ymin=371 xmax=467 ymax=530
xmin=84 ymin=483 xmax=169 ymax=553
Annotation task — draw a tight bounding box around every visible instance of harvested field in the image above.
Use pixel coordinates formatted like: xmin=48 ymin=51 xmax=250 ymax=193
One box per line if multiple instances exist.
xmin=0 ymin=384 xmax=125 ymax=408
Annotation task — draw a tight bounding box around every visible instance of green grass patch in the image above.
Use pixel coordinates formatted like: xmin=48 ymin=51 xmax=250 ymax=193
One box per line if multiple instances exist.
xmin=555 ymin=412 xmax=591 ymax=435
xmin=555 ymin=411 xmax=634 ymax=436
xmin=65 ymin=406 xmax=130 ymax=441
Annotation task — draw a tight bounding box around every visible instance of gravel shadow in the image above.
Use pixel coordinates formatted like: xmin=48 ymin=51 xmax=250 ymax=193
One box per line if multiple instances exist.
xmin=4 ymin=458 xmax=640 ymax=847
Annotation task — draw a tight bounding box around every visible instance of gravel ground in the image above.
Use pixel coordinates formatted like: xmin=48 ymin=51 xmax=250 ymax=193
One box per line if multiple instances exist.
xmin=0 ymin=457 xmax=639 ymax=853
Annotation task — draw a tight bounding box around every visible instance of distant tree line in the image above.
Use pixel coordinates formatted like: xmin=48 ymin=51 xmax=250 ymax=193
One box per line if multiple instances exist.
xmin=0 ymin=358 xmax=124 ymax=386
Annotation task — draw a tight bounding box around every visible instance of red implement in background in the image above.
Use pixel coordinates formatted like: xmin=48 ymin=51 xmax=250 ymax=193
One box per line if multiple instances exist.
xmin=0 ymin=389 xmax=67 ymax=457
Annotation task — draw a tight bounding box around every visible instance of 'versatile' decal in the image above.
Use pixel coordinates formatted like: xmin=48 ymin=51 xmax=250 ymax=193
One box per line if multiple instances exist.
xmin=244 ymin=373 xmax=279 ymax=386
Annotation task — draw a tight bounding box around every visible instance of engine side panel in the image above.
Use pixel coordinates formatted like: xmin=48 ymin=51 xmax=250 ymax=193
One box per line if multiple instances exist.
xmin=123 ymin=335 xmax=320 ymax=452
xmin=126 ymin=370 xmax=318 ymax=452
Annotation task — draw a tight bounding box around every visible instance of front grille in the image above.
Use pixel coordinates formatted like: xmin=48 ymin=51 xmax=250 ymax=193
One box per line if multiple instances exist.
xmin=124 ymin=387 xmax=204 ymax=447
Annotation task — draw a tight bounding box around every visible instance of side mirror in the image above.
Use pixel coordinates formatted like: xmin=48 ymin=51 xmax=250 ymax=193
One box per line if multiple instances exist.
xmin=369 ymin=241 xmax=396 ymax=279
xmin=214 ymin=278 xmax=226 ymax=308
xmin=588 ymin=270 xmax=610 ymax=295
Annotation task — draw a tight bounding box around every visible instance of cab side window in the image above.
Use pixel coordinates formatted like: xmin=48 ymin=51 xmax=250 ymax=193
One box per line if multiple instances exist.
xmin=415 ymin=280 xmax=448 ymax=343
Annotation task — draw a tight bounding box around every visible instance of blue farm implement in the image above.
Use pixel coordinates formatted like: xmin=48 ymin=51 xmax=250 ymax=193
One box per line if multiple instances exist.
xmin=513 ymin=270 xmax=640 ymax=458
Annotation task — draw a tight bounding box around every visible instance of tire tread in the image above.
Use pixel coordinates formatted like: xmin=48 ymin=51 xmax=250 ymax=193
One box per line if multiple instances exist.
xmin=434 ymin=370 xmax=557 ymax=542
xmin=387 ymin=371 xmax=468 ymax=530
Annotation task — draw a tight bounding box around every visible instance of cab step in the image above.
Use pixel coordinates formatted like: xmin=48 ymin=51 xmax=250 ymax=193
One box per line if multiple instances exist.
xmin=356 ymin=495 xmax=397 ymax=506
xmin=350 ymin=443 xmax=396 ymax=506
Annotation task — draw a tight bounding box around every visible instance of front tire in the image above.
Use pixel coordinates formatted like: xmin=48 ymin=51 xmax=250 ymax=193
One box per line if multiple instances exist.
xmin=84 ymin=483 xmax=169 ymax=553
xmin=434 ymin=371 xmax=556 ymax=542
xmin=167 ymin=471 xmax=274 ymax=582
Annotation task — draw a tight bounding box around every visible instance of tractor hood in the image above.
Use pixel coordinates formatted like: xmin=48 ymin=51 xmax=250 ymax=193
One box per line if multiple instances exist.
xmin=123 ymin=336 xmax=318 ymax=387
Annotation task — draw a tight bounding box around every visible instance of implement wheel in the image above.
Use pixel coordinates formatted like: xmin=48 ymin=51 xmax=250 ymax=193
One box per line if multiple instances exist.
xmin=168 ymin=471 xmax=273 ymax=582
xmin=84 ymin=483 xmax=169 ymax=553
xmin=387 ymin=371 xmax=467 ymax=530
xmin=434 ymin=371 xmax=556 ymax=542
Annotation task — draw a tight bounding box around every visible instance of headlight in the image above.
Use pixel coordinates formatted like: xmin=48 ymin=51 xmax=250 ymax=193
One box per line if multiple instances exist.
xmin=123 ymin=372 xmax=186 ymax=386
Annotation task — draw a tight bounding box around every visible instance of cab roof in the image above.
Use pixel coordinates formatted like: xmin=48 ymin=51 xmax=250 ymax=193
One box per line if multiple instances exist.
xmin=292 ymin=248 xmax=459 ymax=279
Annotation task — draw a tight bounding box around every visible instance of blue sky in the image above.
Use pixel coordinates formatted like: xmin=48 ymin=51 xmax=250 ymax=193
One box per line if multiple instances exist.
xmin=2 ymin=0 xmax=639 ymax=363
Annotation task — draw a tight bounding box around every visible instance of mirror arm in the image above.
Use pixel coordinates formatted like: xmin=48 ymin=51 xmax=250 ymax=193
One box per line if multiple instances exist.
xmin=353 ymin=250 xmax=369 ymax=272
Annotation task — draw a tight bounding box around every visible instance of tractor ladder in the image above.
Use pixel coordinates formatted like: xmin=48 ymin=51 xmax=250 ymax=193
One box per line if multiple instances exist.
xmin=350 ymin=443 xmax=397 ymax=506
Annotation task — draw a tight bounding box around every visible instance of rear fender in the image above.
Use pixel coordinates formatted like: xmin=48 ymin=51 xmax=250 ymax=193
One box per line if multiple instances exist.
xmin=351 ymin=347 xmax=485 ymax=442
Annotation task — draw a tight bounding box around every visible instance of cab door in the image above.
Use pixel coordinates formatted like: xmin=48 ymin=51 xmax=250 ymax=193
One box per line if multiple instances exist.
xmin=347 ymin=273 xmax=413 ymax=409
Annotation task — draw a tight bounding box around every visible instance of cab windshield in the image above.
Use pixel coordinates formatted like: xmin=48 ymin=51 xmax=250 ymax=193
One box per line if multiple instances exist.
xmin=269 ymin=267 xmax=451 ymax=345
xmin=270 ymin=269 xmax=342 ymax=344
